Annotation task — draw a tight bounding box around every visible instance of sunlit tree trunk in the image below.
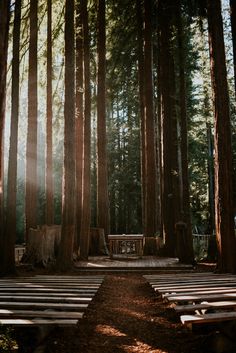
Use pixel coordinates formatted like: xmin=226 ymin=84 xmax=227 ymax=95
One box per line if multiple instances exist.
xmin=25 ymin=0 xmax=38 ymax=242
xmin=45 ymin=0 xmax=54 ymax=225
xmin=143 ymin=0 xmax=157 ymax=237
xmin=207 ymin=0 xmax=236 ymax=273
xmin=80 ymin=0 xmax=91 ymax=259
xmin=57 ymin=0 xmax=76 ymax=270
xmin=206 ymin=123 xmax=214 ymax=234
xmin=0 ymin=0 xmax=10 ymax=275
xmin=229 ymin=0 xmax=236 ymax=221
xmin=5 ymin=0 xmax=22 ymax=274
xmin=97 ymin=0 xmax=110 ymax=237
xmin=230 ymin=0 xmax=236 ymax=95
xmin=75 ymin=0 xmax=84 ymax=251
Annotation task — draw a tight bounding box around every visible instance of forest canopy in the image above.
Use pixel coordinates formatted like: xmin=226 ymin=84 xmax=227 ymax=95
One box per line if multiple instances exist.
xmin=1 ymin=0 xmax=236 ymax=273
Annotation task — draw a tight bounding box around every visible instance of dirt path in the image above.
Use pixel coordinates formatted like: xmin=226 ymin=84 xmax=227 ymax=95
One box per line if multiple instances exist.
xmin=43 ymin=274 xmax=205 ymax=353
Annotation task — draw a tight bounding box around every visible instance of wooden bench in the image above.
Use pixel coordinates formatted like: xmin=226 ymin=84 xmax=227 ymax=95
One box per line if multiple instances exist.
xmin=108 ymin=234 xmax=144 ymax=258
xmin=175 ymin=300 xmax=236 ymax=313
xmin=181 ymin=311 xmax=236 ymax=330
xmin=144 ymin=273 xmax=236 ymax=333
xmin=0 ymin=275 xmax=104 ymax=326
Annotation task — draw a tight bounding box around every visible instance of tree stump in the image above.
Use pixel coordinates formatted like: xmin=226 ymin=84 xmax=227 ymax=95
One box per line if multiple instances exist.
xmin=22 ymin=225 xmax=61 ymax=266
xmin=89 ymin=228 xmax=108 ymax=256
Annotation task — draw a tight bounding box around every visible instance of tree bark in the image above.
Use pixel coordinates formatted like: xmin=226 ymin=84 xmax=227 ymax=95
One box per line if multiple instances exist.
xmin=136 ymin=0 xmax=146 ymax=235
xmin=57 ymin=0 xmax=76 ymax=270
xmin=5 ymin=0 xmax=22 ymax=274
xmin=25 ymin=0 xmax=38 ymax=242
xmin=97 ymin=0 xmax=110 ymax=237
xmin=229 ymin=0 xmax=236 ymax=223
xmin=158 ymin=0 xmax=177 ymax=256
xmin=75 ymin=0 xmax=84 ymax=251
xmin=207 ymin=0 xmax=236 ymax=273
xmin=143 ymin=0 xmax=157 ymax=237
xmin=0 ymin=0 xmax=10 ymax=275
xmin=230 ymin=0 xmax=236 ymax=95
xmin=45 ymin=0 xmax=54 ymax=225
xmin=176 ymin=1 xmax=194 ymax=264
xmin=80 ymin=0 xmax=91 ymax=259
xmin=206 ymin=123 xmax=215 ymax=234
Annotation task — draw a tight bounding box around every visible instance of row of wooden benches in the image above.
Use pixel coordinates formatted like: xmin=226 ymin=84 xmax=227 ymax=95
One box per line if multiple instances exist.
xmin=144 ymin=272 xmax=236 ymax=330
xmin=0 ymin=275 xmax=104 ymax=326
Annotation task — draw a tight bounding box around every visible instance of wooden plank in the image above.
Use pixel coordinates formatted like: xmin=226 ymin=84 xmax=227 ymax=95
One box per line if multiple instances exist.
xmin=0 ymin=309 xmax=83 ymax=319
xmin=164 ymin=287 xmax=236 ymax=298
xmin=149 ymin=274 xmax=236 ymax=280
xmin=152 ymin=283 xmax=236 ymax=292
xmin=0 ymin=292 xmax=93 ymax=298
xmin=0 ymin=319 xmax=79 ymax=326
xmin=144 ymin=272 xmax=234 ymax=278
xmin=167 ymin=292 xmax=236 ymax=303
xmin=0 ymin=277 xmax=103 ymax=284
xmin=0 ymin=288 xmax=96 ymax=295
xmin=1 ymin=278 xmax=104 ymax=283
xmin=0 ymin=278 xmax=103 ymax=283
xmin=0 ymin=302 xmax=88 ymax=311
xmin=0 ymin=282 xmax=100 ymax=287
xmin=175 ymin=301 xmax=236 ymax=313
xmin=181 ymin=311 xmax=236 ymax=325
xmin=35 ymin=275 xmax=105 ymax=279
xmin=149 ymin=278 xmax=236 ymax=286
xmin=0 ymin=295 xmax=92 ymax=303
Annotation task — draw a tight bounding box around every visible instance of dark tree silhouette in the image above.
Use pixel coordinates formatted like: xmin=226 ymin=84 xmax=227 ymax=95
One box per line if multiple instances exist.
xmin=207 ymin=0 xmax=236 ymax=273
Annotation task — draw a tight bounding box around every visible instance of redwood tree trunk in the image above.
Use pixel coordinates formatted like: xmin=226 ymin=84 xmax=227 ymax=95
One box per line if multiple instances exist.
xmin=230 ymin=0 xmax=236 ymax=95
xmin=158 ymin=0 xmax=176 ymax=256
xmin=97 ymin=0 xmax=110 ymax=237
xmin=136 ymin=0 xmax=146 ymax=234
xmin=25 ymin=0 xmax=38 ymax=242
xmin=176 ymin=1 xmax=194 ymax=264
xmin=75 ymin=0 xmax=84 ymax=251
xmin=57 ymin=0 xmax=76 ymax=270
xmin=80 ymin=0 xmax=91 ymax=259
xmin=229 ymin=0 xmax=236 ymax=224
xmin=5 ymin=0 xmax=22 ymax=274
xmin=207 ymin=0 xmax=236 ymax=273
xmin=143 ymin=0 xmax=157 ymax=237
xmin=46 ymin=0 xmax=54 ymax=225
xmin=0 ymin=0 xmax=10 ymax=275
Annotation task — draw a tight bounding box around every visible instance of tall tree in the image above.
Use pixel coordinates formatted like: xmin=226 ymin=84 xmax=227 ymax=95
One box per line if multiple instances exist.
xmin=0 ymin=0 xmax=11 ymax=275
xmin=75 ymin=0 xmax=84 ymax=251
xmin=45 ymin=0 xmax=54 ymax=225
xmin=5 ymin=0 xmax=22 ymax=274
xmin=143 ymin=0 xmax=157 ymax=237
xmin=57 ymin=0 xmax=76 ymax=270
xmin=79 ymin=0 xmax=91 ymax=259
xmin=229 ymin=0 xmax=236 ymax=215
xmin=96 ymin=0 xmax=110 ymax=237
xmin=176 ymin=1 xmax=194 ymax=263
xmin=207 ymin=0 xmax=236 ymax=273
xmin=136 ymin=0 xmax=146 ymax=233
xmin=158 ymin=0 xmax=177 ymax=256
xmin=230 ymin=0 xmax=236 ymax=95
xmin=25 ymin=0 xmax=38 ymax=242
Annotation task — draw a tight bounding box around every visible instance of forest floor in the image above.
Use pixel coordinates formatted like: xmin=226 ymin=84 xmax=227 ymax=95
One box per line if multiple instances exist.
xmin=6 ymin=262 xmax=234 ymax=353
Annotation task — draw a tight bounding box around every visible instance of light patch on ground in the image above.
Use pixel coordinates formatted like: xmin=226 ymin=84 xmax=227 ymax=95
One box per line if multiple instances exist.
xmin=95 ymin=324 xmax=127 ymax=337
xmin=121 ymin=340 xmax=167 ymax=353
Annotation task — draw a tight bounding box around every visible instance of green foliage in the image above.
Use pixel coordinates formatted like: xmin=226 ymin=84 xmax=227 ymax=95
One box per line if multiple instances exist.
xmin=0 ymin=328 xmax=18 ymax=352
